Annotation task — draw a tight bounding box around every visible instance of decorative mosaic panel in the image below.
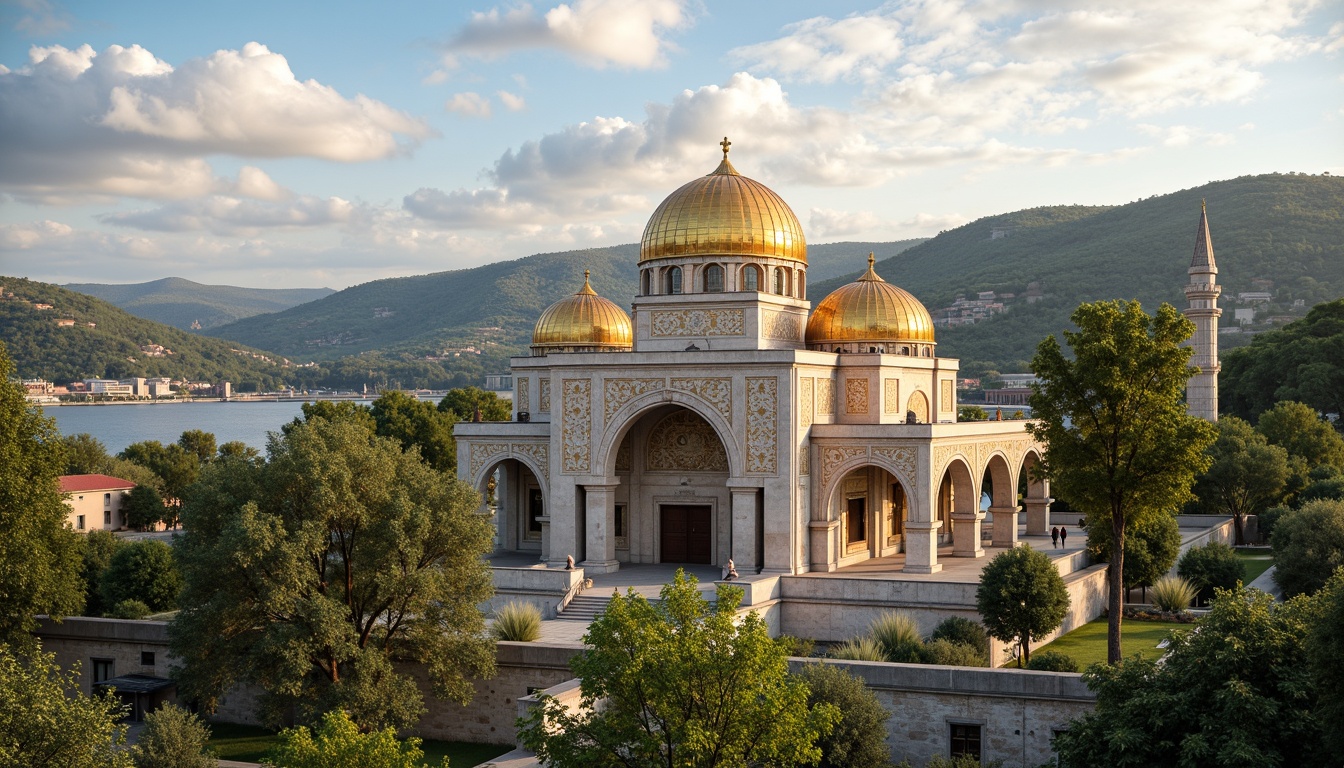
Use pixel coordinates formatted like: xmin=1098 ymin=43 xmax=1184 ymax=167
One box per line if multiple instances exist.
xmin=883 ymin=379 xmax=900 ymax=415
xmin=941 ymin=380 xmax=954 ymax=412
xmin=799 ymin=377 xmax=814 ymax=428
xmin=907 ymin=390 xmax=930 ymax=423
xmin=646 ymin=411 xmax=729 ymax=472
xmin=670 ymin=377 xmax=733 ymax=423
xmin=799 ymin=441 xmax=810 ymax=475
xmin=745 ymin=376 xmax=778 ymax=474
xmin=817 ymin=378 xmax=835 ymax=415
xmin=516 ymin=378 xmax=530 ymax=413
xmin=845 ymin=378 xmax=869 ymax=415
xmin=763 ymin=311 xmax=802 ymax=341
xmin=872 ymin=446 xmax=917 ymax=484
xmin=511 ymin=442 xmax=549 ymax=481
xmin=650 ymin=308 xmax=744 ymax=337
xmin=604 ymin=377 xmax=665 ymax=422
xmin=539 ymin=379 xmax=551 ymax=412
xmin=933 ymin=443 xmax=974 ymax=476
xmin=820 ymin=445 xmax=868 ymax=487
xmin=469 ymin=443 xmax=510 ymax=481
xmin=561 ymin=379 xmax=592 ymax=473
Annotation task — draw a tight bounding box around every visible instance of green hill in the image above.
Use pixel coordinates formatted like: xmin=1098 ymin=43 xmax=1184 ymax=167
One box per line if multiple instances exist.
xmin=63 ymin=277 xmax=334 ymax=331
xmin=0 ymin=277 xmax=307 ymax=390
xmin=812 ymin=172 xmax=1344 ymax=372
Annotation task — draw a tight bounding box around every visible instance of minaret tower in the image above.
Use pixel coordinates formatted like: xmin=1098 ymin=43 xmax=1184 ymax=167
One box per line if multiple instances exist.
xmin=1184 ymin=201 xmax=1222 ymax=421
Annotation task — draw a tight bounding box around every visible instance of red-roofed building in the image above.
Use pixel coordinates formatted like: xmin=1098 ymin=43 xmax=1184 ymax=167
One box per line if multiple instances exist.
xmin=59 ymin=475 xmax=136 ymax=532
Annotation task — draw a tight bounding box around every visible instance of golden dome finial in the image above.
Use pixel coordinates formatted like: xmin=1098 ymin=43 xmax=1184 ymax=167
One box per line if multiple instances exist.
xmin=578 ymin=270 xmax=596 ymax=295
xmin=859 ymin=252 xmax=884 ymax=282
xmin=720 ymin=136 xmax=731 ymax=158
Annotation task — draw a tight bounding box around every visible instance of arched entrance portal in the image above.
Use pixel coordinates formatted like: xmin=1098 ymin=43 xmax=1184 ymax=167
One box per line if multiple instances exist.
xmin=479 ymin=458 xmax=547 ymax=561
xmin=829 ymin=466 xmax=911 ymax=566
xmin=938 ymin=458 xmax=983 ymax=558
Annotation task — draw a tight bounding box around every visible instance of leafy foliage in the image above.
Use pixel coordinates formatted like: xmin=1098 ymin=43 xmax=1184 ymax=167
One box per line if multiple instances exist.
xmin=78 ymin=529 xmax=125 ymax=617
xmin=370 ymin=391 xmax=459 ymax=472
xmin=1053 ymin=587 xmax=1326 ymax=768
xmin=130 ymin=704 xmax=216 ymax=768
xmin=1029 ymin=300 xmax=1216 ymax=664
xmin=1086 ymin=513 xmax=1181 ymax=590
xmin=929 ymin=616 xmax=990 ymax=658
xmin=1271 ymin=499 xmax=1344 ymax=597
xmin=1255 ymin=400 xmax=1344 ymax=469
xmin=170 ymin=415 xmax=496 ymax=730
xmin=975 ymin=545 xmax=1070 ymax=666
xmin=922 ymin=638 xmax=988 ymax=667
xmin=1189 ymin=416 xmax=1291 ymax=544
xmin=438 ymin=386 xmax=512 ymax=422
xmin=1024 ymin=650 xmax=1079 ymax=672
xmin=101 ymin=540 xmax=181 ymax=613
xmin=1176 ymin=541 xmax=1245 ymax=605
xmin=868 ymin=611 xmax=923 ymax=663
xmin=122 ymin=485 xmax=167 ymax=530
xmin=1306 ymin=568 xmax=1344 ymax=756
xmin=518 ymin=571 xmax=839 ymax=768
xmin=1222 ymin=299 xmax=1344 ymax=424
xmin=0 ymin=342 xmax=83 ymax=648
xmin=828 ymin=637 xmax=886 ymax=662
xmin=797 ymin=663 xmax=892 ymax=768
xmin=491 ymin=601 xmax=542 ymax=642
xmin=0 ymin=649 xmax=132 ymax=768
xmin=263 ymin=710 xmax=442 ymax=768
xmin=110 ymin=599 xmax=152 ymax=620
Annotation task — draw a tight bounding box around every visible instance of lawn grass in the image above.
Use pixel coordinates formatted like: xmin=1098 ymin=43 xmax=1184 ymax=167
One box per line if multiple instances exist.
xmin=206 ymin=722 xmax=513 ymax=765
xmin=1236 ymin=548 xmax=1274 ymax=584
xmin=1024 ymin=616 xmax=1191 ymax=669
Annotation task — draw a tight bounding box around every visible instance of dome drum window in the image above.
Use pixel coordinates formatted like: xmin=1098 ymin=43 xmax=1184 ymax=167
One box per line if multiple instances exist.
xmin=704 ymin=264 xmax=724 ymax=293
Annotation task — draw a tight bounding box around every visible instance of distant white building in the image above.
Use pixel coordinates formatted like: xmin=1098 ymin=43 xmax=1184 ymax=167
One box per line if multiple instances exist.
xmin=59 ymin=474 xmax=136 ymax=532
xmin=85 ymin=379 xmax=133 ymax=396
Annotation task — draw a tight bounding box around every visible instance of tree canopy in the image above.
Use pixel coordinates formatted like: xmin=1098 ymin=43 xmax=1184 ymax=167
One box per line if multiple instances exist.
xmin=169 ymin=414 xmax=496 ymax=730
xmin=1086 ymin=513 xmax=1181 ymax=590
xmin=1029 ymin=300 xmax=1216 ymax=663
xmin=1254 ymin=400 xmax=1344 ymax=471
xmin=263 ymin=710 xmax=443 ymax=768
xmin=101 ymin=540 xmax=181 ymax=613
xmin=1221 ymin=298 xmax=1344 ymax=423
xmin=1188 ymin=416 xmax=1290 ymax=544
xmin=519 ymin=571 xmax=839 ymax=768
xmin=1271 ymin=499 xmax=1344 ymax=598
xmin=975 ymin=545 xmax=1070 ymax=666
xmin=371 ymin=391 xmax=458 ymax=472
xmin=0 ymin=648 xmax=132 ymax=768
xmin=438 ymin=386 xmax=511 ymax=422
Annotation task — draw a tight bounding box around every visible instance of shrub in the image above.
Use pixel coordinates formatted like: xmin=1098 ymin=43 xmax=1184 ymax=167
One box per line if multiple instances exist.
xmin=798 ymin=663 xmax=892 ymax=768
xmin=109 ymin=599 xmax=151 ymax=620
xmin=1177 ymin=541 xmax=1244 ymax=604
xmin=1149 ymin=575 xmax=1197 ymax=613
xmin=922 ymin=638 xmax=987 ymax=667
xmin=263 ymin=710 xmax=436 ymax=768
xmin=491 ymin=601 xmax=541 ymax=642
xmin=131 ymin=704 xmax=216 ymax=768
xmin=1272 ymin=499 xmax=1344 ymax=597
xmin=975 ymin=545 xmax=1070 ymax=667
xmin=929 ymin=616 xmax=990 ymax=657
xmin=1025 ymin=650 xmax=1079 ymax=672
xmin=829 ymin=637 xmax=886 ymax=662
xmin=777 ymin=635 xmax=816 ymax=658
xmin=101 ymin=540 xmax=181 ymax=613
xmin=869 ymin=611 xmax=921 ymax=662
xmin=1257 ymin=505 xmax=1290 ymax=543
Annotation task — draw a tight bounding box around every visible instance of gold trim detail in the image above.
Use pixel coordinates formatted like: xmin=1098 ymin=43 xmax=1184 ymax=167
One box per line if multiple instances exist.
xmin=872 ymin=446 xmax=917 ymax=483
xmin=941 ymin=380 xmax=954 ymax=412
xmin=511 ymin=442 xmax=549 ymax=481
xmin=539 ymin=379 xmax=551 ymax=412
xmin=845 ymin=378 xmax=869 ymax=415
xmin=800 ymin=377 xmax=814 ymax=428
xmin=821 ymin=446 xmax=868 ymax=488
xmin=646 ymin=411 xmax=729 ymax=472
xmin=670 ymin=377 xmax=733 ymax=423
xmin=883 ymin=379 xmax=900 ymax=415
xmin=745 ymin=377 xmax=778 ymax=474
xmin=763 ymin=311 xmax=802 ymax=341
xmin=516 ymin=378 xmax=530 ymax=413
xmin=650 ymin=308 xmax=744 ymax=337
xmin=817 ymin=378 xmax=835 ymax=415
xmin=561 ymin=379 xmax=592 ymax=473
xmin=469 ymin=442 xmax=510 ymax=482
xmin=604 ymin=378 xmax=665 ymax=422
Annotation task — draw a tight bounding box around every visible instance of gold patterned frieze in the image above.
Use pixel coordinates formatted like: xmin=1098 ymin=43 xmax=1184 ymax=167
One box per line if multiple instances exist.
xmin=845 ymin=378 xmax=869 ymax=415
xmin=468 ymin=441 xmax=550 ymax=483
xmin=604 ymin=378 xmax=665 ymax=422
xmin=941 ymin=380 xmax=954 ymax=412
xmin=469 ymin=443 xmax=511 ymax=482
xmin=650 ymin=308 xmax=744 ymax=337
xmin=820 ymin=445 xmax=868 ymax=487
xmin=511 ymin=442 xmax=549 ymax=481
xmin=561 ymin=379 xmax=592 ymax=473
xmin=817 ymin=378 xmax=835 ymax=415
xmin=799 ymin=441 xmax=810 ymax=476
xmin=883 ymin=379 xmax=899 ymax=415
xmin=670 ymin=377 xmax=733 ymax=423
xmin=646 ymin=411 xmax=729 ymax=472
xmin=539 ymin=379 xmax=551 ymax=412
xmin=745 ymin=376 xmax=778 ymax=474
xmin=872 ymin=446 xmax=917 ymax=483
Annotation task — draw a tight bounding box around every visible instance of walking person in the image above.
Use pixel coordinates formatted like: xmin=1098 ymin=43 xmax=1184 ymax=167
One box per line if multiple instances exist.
xmin=1060 ymin=526 xmax=1068 ymax=549
xmin=1051 ymin=526 xmax=1059 ymax=549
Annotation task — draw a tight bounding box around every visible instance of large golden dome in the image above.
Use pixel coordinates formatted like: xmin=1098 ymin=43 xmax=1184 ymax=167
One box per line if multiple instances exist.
xmin=807 ymin=255 xmax=936 ymax=348
xmin=532 ymin=272 xmax=633 ymax=352
xmin=639 ymin=139 xmax=806 ymax=264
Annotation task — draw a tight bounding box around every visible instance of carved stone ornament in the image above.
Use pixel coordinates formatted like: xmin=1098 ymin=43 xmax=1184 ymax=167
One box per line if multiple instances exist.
xmin=646 ymin=411 xmax=729 ymax=472
xmin=650 ymin=308 xmax=744 ymax=337
xmin=469 ymin=442 xmax=510 ymax=482
xmin=872 ymin=446 xmax=917 ymax=482
xmin=846 ymin=378 xmax=869 ymax=415
xmin=821 ymin=445 xmax=868 ymax=487
xmin=561 ymin=379 xmax=592 ymax=473
xmin=799 ymin=441 xmax=810 ymax=476
xmin=745 ymin=377 xmax=778 ymax=474
xmin=817 ymin=378 xmax=835 ymax=415
xmin=941 ymin=379 xmax=954 ymax=412
xmin=516 ymin=378 xmax=530 ymax=413
xmin=469 ymin=442 xmax=550 ymax=484
xmin=615 ymin=436 xmax=633 ymax=472
xmin=539 ymin=379 xmax=551 ymax=412
xmin=511 ymin=442 xmax=549 ymax=481
xmin=670 ymin=377 xmax=733 ymax=423
xmin=764 ymin=311 xmax=802 ymax=341
xmin=604 ymin=377 xmax=665 ymax=422
xmin=933 ymin=443 xmax=974 ymax=476
xmin=799 ymin=377 xmax=814 ymax=428
xmin=883 ymin=379 xmax=900 ymax=415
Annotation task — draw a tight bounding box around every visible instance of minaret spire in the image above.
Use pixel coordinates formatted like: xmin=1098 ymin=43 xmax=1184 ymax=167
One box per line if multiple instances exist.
xmin=1183 ymin=203 xmax=1222 ymax=421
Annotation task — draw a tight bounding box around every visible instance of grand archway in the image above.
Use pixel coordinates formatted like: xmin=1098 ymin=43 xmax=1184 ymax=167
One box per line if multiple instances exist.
xmin=826 ymin=465 xmax=911 ymax=566
xmin=938 ymin=457 xmax=983 ymax=558
xmin=475 ymin=457 xmax=548 ymax=561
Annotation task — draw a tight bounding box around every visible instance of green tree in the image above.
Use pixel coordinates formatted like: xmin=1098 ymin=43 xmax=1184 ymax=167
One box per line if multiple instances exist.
xmin=439 ymin=386 xmax=511 ymax=422
xmin=1053 ymin=587 xmax=1325 ymax=768
xmin=797 ymin=663 xmax=891 ymax=768
xmin=0 ymin=343 xmax=83 ymax=648
xmin=170 ymin=417 xmax=496 ymax=730
xmin=101 ymin=540 xmax=181 ymax=613
xmin=370 ymin=391 xmax=458 ymax=472
xmin=1176 ymin=541 xmax=1244 ymax=605
xmin=1190 ymin=416 xmax=1290 ymax=544
xmin=79 ymin=530 xmax=125 ymax=617
xmin=1029 ymin=300 xmax=1216 ymax=664
xmin=216 ymin=441 xmax=260 ymax=462
xmin=1306 ymin=567 xmax=1344 ymax=756
xmin=1222 ymin=298 xmax=1344 ymax=422
xmin=118 ymin=441 xmax=200 ymax=526
xmin=518 ymin=571 xmax=839 ymax=768
xmin=957 ymin=405 xmax=988 ymax=421
xmin=1255 ymin=400 xmax=1344 ymax=471
xmin=0 ymin=648 xmax=132 ymax=768
xmin=1086 ymin=512 xmax=1181 ymax=591
xmin=130 ymin=704 xmax=216 ymax=768
xmin=975 ymin=545 xmax=1070 ymax=666
xmin=122 ymin=485 xmax=166 ymax=530
xmin=263 ymin=710 xmax=442 ymax=768
xmin=1271 ymin=499 xmax=1344 ymax=597
xmin=176 ymin=430 xmax=217 ymax=464
xmin=285 ymin=400 xmax=377 ymax=433
xmin=62 ymin=433 xmax=111 ymax=474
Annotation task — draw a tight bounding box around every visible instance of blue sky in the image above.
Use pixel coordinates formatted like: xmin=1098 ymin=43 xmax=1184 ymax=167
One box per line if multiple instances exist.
xmin=1 ymin=0 xmax=1340 ymax=289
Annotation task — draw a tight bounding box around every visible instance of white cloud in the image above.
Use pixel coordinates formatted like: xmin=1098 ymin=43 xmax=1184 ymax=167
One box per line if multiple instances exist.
xmin=497 ymin=89 xmax=526 ymax=111
xmin=446 ymin=91 xmax=492 ymax=117
xmin=441 ymin=0 xmax=692 ymax=69
xmin=1135 ymin=124 xmax=1235 ymax=148
xmin=0 ymin=42 xmax=433 ymax=202
xmin=808 ymin=208 xmax=890 ymax=239
xmin=233 ymin=166 xmax=289 ymax=201
xmin=8 ymin=0 xmax=71 ymax=35
xmin=100 ymin=195 xmax=360 ymax=236
xmin=730 ymin=12 xmax=905 ymax=84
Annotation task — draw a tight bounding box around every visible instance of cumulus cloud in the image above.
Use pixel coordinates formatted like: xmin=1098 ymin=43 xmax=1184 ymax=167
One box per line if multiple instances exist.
xmin=0 ymin=42 xmax=433 ymax=202
xmin=100 ymin=195 xmax=360 ymax=236
xmin=440 ymin=0 xmax=692 ymax=69
xmin=446 ymin=91 xmax=492 ymax=117
xmin=497 ymin=89 xmax=526 ymax=110
xmin=8 ymin=0 xmax=71 ymax=35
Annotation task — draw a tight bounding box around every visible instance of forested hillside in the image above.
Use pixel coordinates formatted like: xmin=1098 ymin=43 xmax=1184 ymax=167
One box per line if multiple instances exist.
xmin=64 ymin=277 xmax=333 ymax=331
xmin=0 ymin=277 xmax=305 ymax=390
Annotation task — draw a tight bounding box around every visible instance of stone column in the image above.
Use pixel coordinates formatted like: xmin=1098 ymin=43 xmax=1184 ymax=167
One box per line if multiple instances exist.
xmin=989 ymin=505 xmax=1019 ymax=548
xmin=950 ymin=511 xmax=985 ymax=558
xmin=729 ymin=486 xmax=760 ymax=574
xmin=546 ymin=477 xmax=579 ymax=569
xmin=808 ymin=520 xmax=839 ymax=572
xmin=538 ymin=516 xmax=551 ymax=563
xmin=1023 ymin=496 xmax=1051 ymax=537
xmin=581 ymin=483 xmax=620 ymax=574
xmin=903 ymin=520 xmax=942 ymax=574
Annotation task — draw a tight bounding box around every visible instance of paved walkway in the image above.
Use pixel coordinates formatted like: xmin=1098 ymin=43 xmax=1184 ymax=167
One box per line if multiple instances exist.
xmin=1247 ymin=564 xmax=1282 ymax=600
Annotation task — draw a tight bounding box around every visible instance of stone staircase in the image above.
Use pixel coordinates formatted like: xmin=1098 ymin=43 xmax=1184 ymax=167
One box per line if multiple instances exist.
xmin=556 ymin=593 xmax=614 ymax=622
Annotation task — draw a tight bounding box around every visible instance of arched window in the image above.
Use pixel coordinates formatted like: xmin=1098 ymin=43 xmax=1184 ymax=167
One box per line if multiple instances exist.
xmin=797 ymin=272 xmax=806 ymax=299
xmin=773 ymin=267 xmax=785 ymax=294
xmin=742 ymin=265 xmax=760 ymax=292
xmin=704 ymin=264 xmax=724 ymax=293
xmin=666 ymin=266 xmax=683 ymax=295
xmin=641 ymin=270 xmax=651 ymax=296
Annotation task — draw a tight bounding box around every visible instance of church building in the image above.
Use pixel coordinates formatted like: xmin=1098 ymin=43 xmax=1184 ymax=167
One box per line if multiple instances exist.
xmin=455 ymin=140 xmax=1058 ymax=577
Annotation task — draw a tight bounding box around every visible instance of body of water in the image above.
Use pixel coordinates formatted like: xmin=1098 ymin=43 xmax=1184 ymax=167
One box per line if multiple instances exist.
xmin=46 ymin=401 xmax=337 ymax=453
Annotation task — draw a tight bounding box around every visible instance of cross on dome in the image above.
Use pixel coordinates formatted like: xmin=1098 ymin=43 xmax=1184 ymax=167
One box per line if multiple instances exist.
xmin=720 ymin=136 xmax=731 ymax=158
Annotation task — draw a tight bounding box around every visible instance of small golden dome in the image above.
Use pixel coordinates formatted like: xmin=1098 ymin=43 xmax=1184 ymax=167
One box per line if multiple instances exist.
xmin=806 ymin=255 xmax=936 ymax=346
xmin=532 ymin=271 xmax=633 ymax=351
xmin=639 ymin=138 xmax=806 ymax=264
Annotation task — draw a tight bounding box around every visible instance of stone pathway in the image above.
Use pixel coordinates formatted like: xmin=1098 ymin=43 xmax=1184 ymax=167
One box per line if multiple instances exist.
xmin=1247 ymin=564 xmax=1282 ymax=600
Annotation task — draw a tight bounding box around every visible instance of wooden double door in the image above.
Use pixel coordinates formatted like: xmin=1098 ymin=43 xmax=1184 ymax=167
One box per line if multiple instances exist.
xmin=660 ymin=505 xmax=712 ymax=564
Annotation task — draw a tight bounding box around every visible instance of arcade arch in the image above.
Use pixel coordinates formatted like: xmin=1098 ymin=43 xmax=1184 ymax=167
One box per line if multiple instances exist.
xmin=826 ymin=465 xmax=911 ymax=566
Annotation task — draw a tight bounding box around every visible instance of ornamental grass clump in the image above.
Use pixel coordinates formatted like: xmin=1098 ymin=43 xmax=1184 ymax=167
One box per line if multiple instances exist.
xmin=491 ymin=601 xmax=542 ymax=642
xmin=869 ymin=611 xmax=922 ymax=662
xmin=1150 ymin=575 xmax=1197 ymax=613
xmin=829 ymin=636 xmax=886 ymax=662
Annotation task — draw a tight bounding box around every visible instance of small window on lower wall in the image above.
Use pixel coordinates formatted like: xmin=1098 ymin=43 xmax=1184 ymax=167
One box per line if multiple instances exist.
xmin=92 ymin=658 xmax=114 ymax=683
xmin=950 ymin=722 xmax=982 ymax=761
xmin=141 ymin=651 xmax=156 ymax=666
